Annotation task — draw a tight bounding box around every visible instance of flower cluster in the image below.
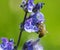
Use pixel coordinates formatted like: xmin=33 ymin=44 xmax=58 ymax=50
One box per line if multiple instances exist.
xmin=20 ymin=0 xmax=46 ymax=50
xmin=21 ymin=0 xmax=45 ymax=12
xmin=0 ymin=0 xmax=46 ymax=50
xmin=20 ymin=0 xmax=45 ymax=33
xmin=0 ymin=38 xmax=14 ymax=50
xmin=22 ymin=38 xmax=43 ymax=50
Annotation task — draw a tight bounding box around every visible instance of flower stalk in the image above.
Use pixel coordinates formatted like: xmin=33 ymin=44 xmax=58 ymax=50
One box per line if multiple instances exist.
xmin=14 ymin=11 xmax=28 ymax=50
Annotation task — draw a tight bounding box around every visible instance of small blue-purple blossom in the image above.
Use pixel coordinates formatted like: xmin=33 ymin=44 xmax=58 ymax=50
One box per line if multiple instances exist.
xmin=33 ymin=3 xmax=45 ymax=12
xmin=21 ymin=0 xmax=35 ymax=12
xmin=20 ymin=0 xmax=27 ymax=10
xmin=31 ymin=11 xmax=44 ymax=24
xmin=24 ymin=11 xmax=44 ymax=33
xmin=27 ymin=0 xmax=35 ymax=12
xmin=22 ymin=38 xmax=43 ymax=50
xmin=24 ymin=18 xmax=39 ymax=32
xmin=0 ymin=38 xmax=14 ymax=50
xmin=33 ymin=43 xmax=43 ymax=50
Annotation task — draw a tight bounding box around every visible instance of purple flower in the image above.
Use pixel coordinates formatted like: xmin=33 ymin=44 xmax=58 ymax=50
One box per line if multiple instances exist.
xmin=24 ymin=18 xmax=39 ymax=33
xmin=27 ymin=0 xmax=35 ymax=12
xmin=24 ymin=11 xmax=44 ymax=33
xmin=31 ymin=12 xmax=44 ymax=24
xmin=0 ymin=46 xmax=3 ymax=50
xmin=0 ymin=38 xmax=14 ymax=50
xmin=1 ymin=38 xmax=8 ymax=49
xmin=20 ymin=0 xmax=35 ymax=12
xmin=33 ymin=44 xmax=43 ymax=50
xmin=22 ymin=38 xmax=43 ymax=50
xmin=20 ymin=0 xmax=26 ymax=7
xmin=33 ymin=3 xmax=45 ymax=12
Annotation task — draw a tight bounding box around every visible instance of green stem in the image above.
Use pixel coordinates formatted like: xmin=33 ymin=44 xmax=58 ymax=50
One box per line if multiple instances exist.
xmin=14 ymin=11 xmax=28 ymax=50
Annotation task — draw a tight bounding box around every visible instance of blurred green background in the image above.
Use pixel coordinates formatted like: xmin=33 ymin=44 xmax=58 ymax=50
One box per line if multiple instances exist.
xmin=0 ymin=0 xmax=60 ymax=50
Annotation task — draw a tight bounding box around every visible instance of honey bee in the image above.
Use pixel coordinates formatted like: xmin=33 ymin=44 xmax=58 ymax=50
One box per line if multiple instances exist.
xmin=37 ymin=23 xmax=47 ymax=38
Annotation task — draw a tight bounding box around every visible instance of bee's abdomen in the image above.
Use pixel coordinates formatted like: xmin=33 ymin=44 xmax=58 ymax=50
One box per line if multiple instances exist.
xmin=37 ymin=23 xmax=46 ymax=38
